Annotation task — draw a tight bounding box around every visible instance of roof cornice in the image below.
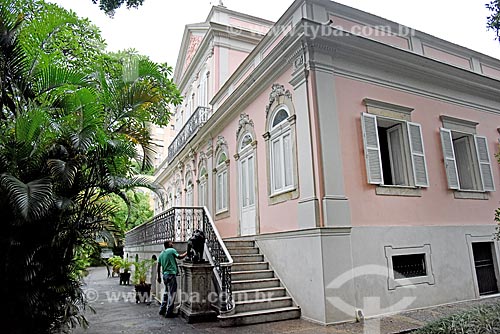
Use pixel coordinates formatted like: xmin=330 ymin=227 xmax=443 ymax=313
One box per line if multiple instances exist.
xmin=173 ymin=23 xmax=210 ymax=82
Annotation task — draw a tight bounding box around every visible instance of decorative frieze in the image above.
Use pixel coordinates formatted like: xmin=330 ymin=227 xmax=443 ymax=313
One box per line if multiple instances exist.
xmin=265 ymin=83 xmax=292 ymax=117
xmin=216 ymin=135 xmax=228 ymax=150
xmin=293 ymin=54 xmax=305 ymax=70
xmin=236 ymin=113 xmax=254 ymax=141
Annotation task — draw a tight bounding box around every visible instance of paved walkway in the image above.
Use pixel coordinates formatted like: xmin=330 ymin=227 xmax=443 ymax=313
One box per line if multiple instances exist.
xmin=72 ymin=267 xmax=500 ymax=334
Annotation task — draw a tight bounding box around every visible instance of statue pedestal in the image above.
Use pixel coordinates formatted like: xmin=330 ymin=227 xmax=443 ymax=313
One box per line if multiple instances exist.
xmin=179 ymin=262 xmax=217 ymax=323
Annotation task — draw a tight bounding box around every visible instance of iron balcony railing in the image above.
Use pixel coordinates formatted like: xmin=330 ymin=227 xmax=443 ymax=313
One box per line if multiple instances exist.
xmin=167 ymin=106 xmax=210 ymax=163
xmin=125 ymin=206 xmax=234 ymax=312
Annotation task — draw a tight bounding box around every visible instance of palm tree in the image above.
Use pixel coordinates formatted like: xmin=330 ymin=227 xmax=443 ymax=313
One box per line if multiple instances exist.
xmin=0 ymin=4 xmax=180 ymax=333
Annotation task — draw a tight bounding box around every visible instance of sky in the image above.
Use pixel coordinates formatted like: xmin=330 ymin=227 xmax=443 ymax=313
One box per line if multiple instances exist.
xmin=49 ymin=0 xmax=500 ymax=68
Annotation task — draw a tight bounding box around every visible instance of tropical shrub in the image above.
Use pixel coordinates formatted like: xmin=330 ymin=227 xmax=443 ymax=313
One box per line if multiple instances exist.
xmin=413 ymin=302 xmax=500 ymax=334
xmin=109 ymin=255 xmax=133 ymax=274
xmin=0 ymin=1 xmax=181 ymax=333
xmin=132 ymin=258 xmax=156 ymax=285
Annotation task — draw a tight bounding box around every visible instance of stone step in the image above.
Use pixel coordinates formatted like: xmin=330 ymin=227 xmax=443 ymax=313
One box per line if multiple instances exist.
xmin=231 ymin=254 xmax=264 ymax=263
xmin=233 ymin=287 xmax=287 ymax=302
xmin=232 ymin=261 xmax=269 ymax=272
xmin=231 ymin=278 xmax=280 ymax=291
xmin=218 ymin=306 xmax=301 ymax=327
xmin=232 ymin=270 xmax=274 ymax=281
xmin=226 ymin=247 xmax=259 ymax=255
xmin=224 ymin=240 xmax=255 ymax=248
xmin=234 ymin=296 xmax=293 ymax=313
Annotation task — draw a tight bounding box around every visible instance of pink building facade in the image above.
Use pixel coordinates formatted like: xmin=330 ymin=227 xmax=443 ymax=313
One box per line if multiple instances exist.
xmin=150 ymin=0 xmax=500 ymax=324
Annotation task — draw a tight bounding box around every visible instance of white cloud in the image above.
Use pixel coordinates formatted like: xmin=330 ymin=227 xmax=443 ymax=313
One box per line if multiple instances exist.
xmin=49 ymin=0 xmax=500 ymax=67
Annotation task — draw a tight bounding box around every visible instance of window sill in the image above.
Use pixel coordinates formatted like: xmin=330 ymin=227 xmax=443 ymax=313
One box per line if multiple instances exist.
xmin=269 ymin=187 xmax=299 ymax=205
xmin=215 ymin=209 xmax=230 ymax=220
xmin=375 ymin=185 xmax=422 ymax=197
xmin=270 ymin=187 xmax=296 ymax=198
xmin=391 ymin=275 xmax=434 ymax=289
xmin=453 ymin=190 xmax=489 ymax=200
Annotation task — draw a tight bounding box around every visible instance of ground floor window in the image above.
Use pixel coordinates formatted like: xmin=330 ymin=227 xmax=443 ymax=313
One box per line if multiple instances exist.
xmin=392 ymin=253 xmax=427 ymax=279
xmin=385 ymin=244 xmax=435 ymax=290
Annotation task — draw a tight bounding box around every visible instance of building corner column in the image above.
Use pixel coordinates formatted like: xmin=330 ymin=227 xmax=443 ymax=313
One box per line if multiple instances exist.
xmin=289 ymin=48 xmax=320 ymax=229
xmin=206 ymin=140 xmax=214 ymax=216
xmin=308 ymin=45 xmax=352 ymax=227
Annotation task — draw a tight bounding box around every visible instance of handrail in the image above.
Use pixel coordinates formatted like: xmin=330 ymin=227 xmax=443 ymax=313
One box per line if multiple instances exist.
xmin=124 ymin=206 xmax=233 ymax=312
xmin=201 ymin=206 xmax=233 ymax=312
xmin=202 ymin=206 xmax=233 ymax=265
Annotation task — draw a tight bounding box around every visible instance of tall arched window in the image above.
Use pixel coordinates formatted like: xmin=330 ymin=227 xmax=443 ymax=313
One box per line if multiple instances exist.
xmin=166 ymin=187 xmax=172 ymax=209
xmin=185 ymin=176 xmax=194 ymax=206
xmin=239 ymin=133 xmax=255 ymax=207
xmin=198 ymin=167 xmax=208 ymax=207
xmin=215 ymin=152 xmax=228 ymax=213
xmin=269 ymin=106 xmax=294 ymax=194
xmin=198 ymin=71 xmax=208 ymax=108
xmin=175 ymin=186 xmax=182 ymax=206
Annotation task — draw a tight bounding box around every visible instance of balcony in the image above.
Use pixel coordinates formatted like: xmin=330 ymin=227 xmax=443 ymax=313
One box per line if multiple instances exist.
xmin=167 ymin=106 xmax=210 ymax=163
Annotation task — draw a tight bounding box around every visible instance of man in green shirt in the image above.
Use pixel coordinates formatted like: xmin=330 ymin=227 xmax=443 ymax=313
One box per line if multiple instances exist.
xmin=157 ymin=240 xmax=187 ymax=317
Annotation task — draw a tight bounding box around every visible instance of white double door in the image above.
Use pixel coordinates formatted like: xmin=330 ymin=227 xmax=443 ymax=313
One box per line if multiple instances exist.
xmin=239 ymin=152 xmax=256 ymax=236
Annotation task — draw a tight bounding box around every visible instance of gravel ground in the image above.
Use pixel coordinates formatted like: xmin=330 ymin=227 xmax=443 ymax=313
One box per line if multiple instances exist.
xmin=71 ymin=266 xmax=500 ymax=334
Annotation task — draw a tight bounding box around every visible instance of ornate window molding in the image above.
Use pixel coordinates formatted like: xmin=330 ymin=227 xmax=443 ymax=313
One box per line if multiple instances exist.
xmin=265 ymin=83 xmax=292 ymax=118
xmin=214 ymin=136 xmax=230 ymax=218
xmin=184 ymin=168 xmax=194 ymax=206
xmin=263 ymin=84 xmax=299 ymax=204
xmin=197 ymin=152 xmax=208 ymax=208
xmin=236 ymin=113 xmax=256 ymax=142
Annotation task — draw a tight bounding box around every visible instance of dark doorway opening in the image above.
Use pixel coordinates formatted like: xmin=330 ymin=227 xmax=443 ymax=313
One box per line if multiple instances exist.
xmin=472 ymin=242 xmax=499 ymax=295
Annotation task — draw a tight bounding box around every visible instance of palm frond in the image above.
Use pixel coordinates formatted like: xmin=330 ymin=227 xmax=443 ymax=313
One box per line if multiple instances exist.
xmin=0 ymin=6 xmax=33 ymax=118
xmin=47 ymin=159 xmax=78 ymax=188
xmin=0 ymin=174 xmax=53 ymax=221
xmin=33 ymin=65 xmax=88 ymax=96
xmin=14 ymin=107 xmax=50 ymax=145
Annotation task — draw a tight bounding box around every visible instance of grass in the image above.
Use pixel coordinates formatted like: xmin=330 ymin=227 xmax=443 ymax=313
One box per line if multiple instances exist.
xmin=413 ymin=302 xmax=500 ymax=334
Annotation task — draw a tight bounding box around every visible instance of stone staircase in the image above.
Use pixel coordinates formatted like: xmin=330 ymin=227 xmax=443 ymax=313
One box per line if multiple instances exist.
xmin=218 ymin=240 xmax=300 ymax=326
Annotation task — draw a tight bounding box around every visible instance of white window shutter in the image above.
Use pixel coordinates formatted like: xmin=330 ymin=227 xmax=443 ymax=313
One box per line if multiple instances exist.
xmin=361 ymin=113 xmax=383 ymax=184
xmin=439 ymin=128 xmax=460 ymax=190
xmin=407 ymin=122 xmax=429 ymax=187
xmin=474 ymin=135 xmax=495 ymax=192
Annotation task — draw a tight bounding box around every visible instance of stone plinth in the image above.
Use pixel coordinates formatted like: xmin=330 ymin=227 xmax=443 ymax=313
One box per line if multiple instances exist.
xmin=179 ymin=262 xmax=217 ymax=323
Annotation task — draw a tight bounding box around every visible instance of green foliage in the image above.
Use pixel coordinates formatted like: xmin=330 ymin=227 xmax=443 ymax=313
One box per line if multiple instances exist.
xmin=108 ymin=255 xmax=133 ymax=273
xmin=0 ymin=1 xmax=180 ymax=333
xmin=72 ymin=243 xmax=101 ymax=279
xmin=495 ymin=207 xmax=500 ymax=240
xmin=107 ymin=190 xmax=154 ymax=234
xmin=10 ymin=0 xmax=106 ymax=74
xmin=413 ymin=303 xmax=500 ymax=334
xmin=487 ymin=1 xmax=500 ymax=40
xmin=132 ymin=258 xmax=155 ymax=284
xmin=92 ymin=0 xmax=146 ymax=16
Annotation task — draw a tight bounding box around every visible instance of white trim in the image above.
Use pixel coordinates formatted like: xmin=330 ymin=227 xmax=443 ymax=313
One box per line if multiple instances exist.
xmin=270 ymin=129 xmax=294 ymax=195
xmin=215 ymin=158 xmax=228 ymax=214
xmin=385 ymin=244 xmax=435 ymax=290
